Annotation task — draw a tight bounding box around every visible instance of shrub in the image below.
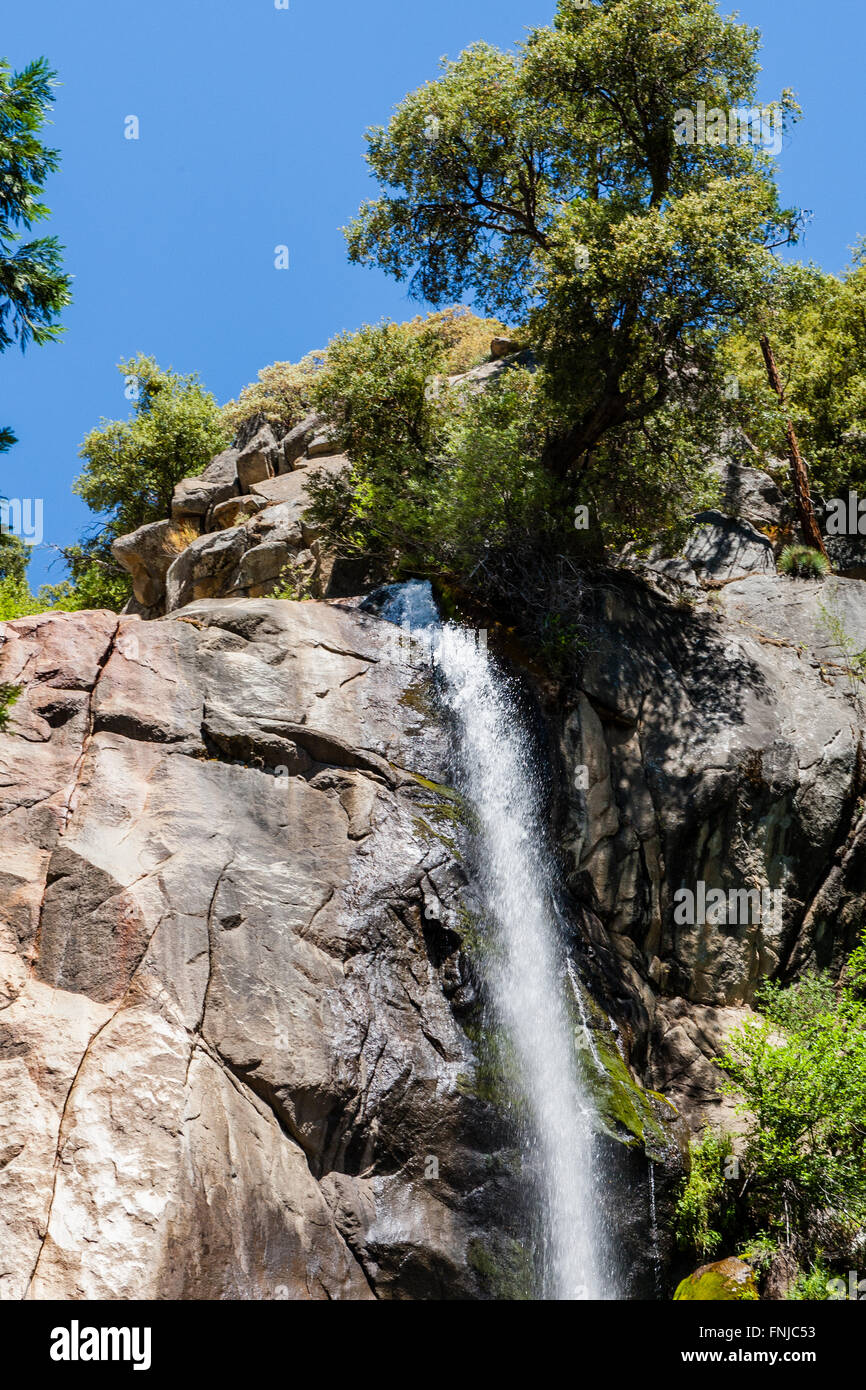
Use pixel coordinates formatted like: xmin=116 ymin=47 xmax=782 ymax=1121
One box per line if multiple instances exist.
xmin=220 ymin=351 xmax=325 ymax=439
xmin=785 ymin=1261 xmax=835 ymax=1301
xmin=220 ymin=310 xmax=511 ymax=444
xmin=408 ymin=306 xmax=513 ymax=375
xmin=718 ymin=962 xmax=866 ymax=1253
xmin=778 ymin=544 xmax=831 ymax=578
xmin=70 ymin=354 xmax=227 ymax=610
xmin=0 ymin=574 xmax=46 ymax=621
xmin=674 ymin=1129 xmax=738 ymax=1258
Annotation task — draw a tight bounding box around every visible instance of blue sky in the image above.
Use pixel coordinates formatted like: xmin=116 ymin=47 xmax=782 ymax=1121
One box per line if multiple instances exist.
xmin=4 ymin=0 xmax=866 ymax=586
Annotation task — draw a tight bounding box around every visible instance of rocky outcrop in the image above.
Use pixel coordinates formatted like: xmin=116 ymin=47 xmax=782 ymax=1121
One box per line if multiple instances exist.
xmin=112 ymin=422 xmax=349 ymax=616
xmin=0 ymin=600 xmax=527 ymax=1300
xmin=683 ymin=510 xmax=776 ymax=584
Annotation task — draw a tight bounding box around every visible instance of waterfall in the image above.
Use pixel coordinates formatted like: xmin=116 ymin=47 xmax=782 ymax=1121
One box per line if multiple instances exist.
xmin=375 ymin=581 xmax=607 ymax=1301
xmin=648 ymin=1160 xmax=662 ymax=1297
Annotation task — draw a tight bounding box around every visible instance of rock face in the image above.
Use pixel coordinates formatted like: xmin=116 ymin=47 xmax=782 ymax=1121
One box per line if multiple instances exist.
xmin=8 ymin=413 xmax=866 ymax=1300
xmin=554 ymin=569 xmax=866 ymax=1134
xmin=684 ymin=510 xmax=776 ymax=584
xmin=0 ymin=600 xmax=526 ymax=1300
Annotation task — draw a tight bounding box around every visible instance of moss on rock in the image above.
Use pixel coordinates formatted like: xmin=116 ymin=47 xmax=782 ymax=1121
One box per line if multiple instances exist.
xmin=467 ymin=1235 xmax=536 ymax=1301
xmin=674 ymin=1257 xmax=759 ymax=1301
xmin=566 ymin=969 xmax=676 ymax=1159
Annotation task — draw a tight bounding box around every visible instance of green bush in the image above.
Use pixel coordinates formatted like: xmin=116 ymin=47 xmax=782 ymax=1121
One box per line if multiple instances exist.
xmin=674 ymin=950 xmax=866 ymax=1277
xmin=722 ymin=254 xmax=866 ymax=498
xmin=778 ymin=544 xmax=831 ymax=578
xmin=718 ymin=964 xmax=866 ymax=1252
xmin=785 ymin=1261 xmax=834 ymax=1301
xmin=70 ymin=354 xmax=228 ymax=610
xmin=221 ymin=352 xmax=325 ymax=439
xmin=674 ymin=1129 xmax=738 ymax=1258
xmin=220 ymin=309 xmax=511 ymax=443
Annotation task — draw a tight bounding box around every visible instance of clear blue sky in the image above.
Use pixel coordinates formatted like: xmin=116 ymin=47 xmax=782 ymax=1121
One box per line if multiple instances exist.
xmin=4 ymin=0 xmax=865 ymax=586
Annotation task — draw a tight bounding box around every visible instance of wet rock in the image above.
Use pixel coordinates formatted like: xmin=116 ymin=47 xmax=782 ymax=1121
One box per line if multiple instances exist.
xmin=557 ymin=570 xmax=866 ymax=1142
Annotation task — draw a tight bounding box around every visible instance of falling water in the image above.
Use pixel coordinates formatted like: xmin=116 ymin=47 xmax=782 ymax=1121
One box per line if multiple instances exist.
xmin=376 ymin=581 xmax=606 ymax=1300
xmin=648 ymin=1161 xmax=662 ymax=1297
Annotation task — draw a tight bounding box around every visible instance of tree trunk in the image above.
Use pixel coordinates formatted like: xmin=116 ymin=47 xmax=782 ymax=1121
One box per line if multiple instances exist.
xmin=759 ymin=333 xmax=829 ymax=558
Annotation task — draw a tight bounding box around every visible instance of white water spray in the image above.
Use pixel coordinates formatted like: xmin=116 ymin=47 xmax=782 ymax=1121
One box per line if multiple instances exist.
xmin=377 ymin=581 xmax=607 ymax=1300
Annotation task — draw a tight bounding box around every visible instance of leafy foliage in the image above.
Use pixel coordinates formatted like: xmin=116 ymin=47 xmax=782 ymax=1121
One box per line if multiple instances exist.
xmin=0 ymin=56 xmax=72 ymax=450
xmin=221 ymin=351 xmax=325 ymax=439
xmin=674 ymin=1129 xmax=737 ymax=1258
xmin=71 ymin=355 xmax=227 ymax=609
xmin=0 ymin=57 xmax=71 ymax=352
xmin=0 ymin=529 xmax=30 ymax=583
xmin=784 ymin=1262 xmax=834 ymax=1302
xmin=722 ymin=255 xmax=866 ymax=497
xmin=305 ymin=317 xmax=585 ymax=624
xmin=304 ymin=307 xmax=719 ymax=647
xmin=717 ymin=964 xmax=866 ymax=1257
xmin=346 ymin=0 xmax=799 ymax=483
xmin=0 ymin=681 xmax=21 ymax=731
xmin=674 ymin=949 xmax=866 ymax=1288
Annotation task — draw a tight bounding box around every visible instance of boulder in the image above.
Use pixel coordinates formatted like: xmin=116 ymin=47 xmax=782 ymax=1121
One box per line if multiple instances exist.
xmin=490 ymin=337 xmax=523 ymax=359
xmin=684 ymin=510 xmax=776 ymax=583
xmin=281 ymin=412 xmax=325 ymax=470
xmin=236 ymin=426 xmax=278 ymax=492
xmin=112 ymin=519 xmax=176 ymax=609
xmin=448 ymin=348 xmax=536 ymax=394
xmin=674 ymin=1258 xmax=759 ymax=1301
xmin=165 ymin=526 xmax=249 ymax=611
xmin=210 ymin=495 xmax=268 ymax=529
xmin=171 ymin=448 xmax=240 ymax=519
xmin=711 ymin=457 xmax=791 ymax=534
xmin=306 ymin=429 xmax=342 ymax=459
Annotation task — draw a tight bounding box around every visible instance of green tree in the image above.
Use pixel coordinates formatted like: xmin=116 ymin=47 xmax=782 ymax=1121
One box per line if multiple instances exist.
xmin=71 ymin=354 xmax=228 ymax=609
xmin=306 ymin=313 xmax=575 ymax=600
xmin=722 ymin=254 xmax=866 ymax=499
xmin=346 ymin=0 xmax=799 ymax=489
xmin=0 ymin=56 xmax=72 ymax=450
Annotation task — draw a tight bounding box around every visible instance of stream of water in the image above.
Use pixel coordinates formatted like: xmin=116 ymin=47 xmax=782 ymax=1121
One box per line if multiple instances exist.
xmin=376 ymin=581 xmax=606 ymax=1300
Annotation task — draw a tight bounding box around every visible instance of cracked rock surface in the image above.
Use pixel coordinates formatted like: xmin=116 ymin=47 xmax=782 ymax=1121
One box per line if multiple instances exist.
xmin=0 ymin=599 xmax=516 ymax=1300
xmin=555 ymin=571 xmax=866 ymax=1133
